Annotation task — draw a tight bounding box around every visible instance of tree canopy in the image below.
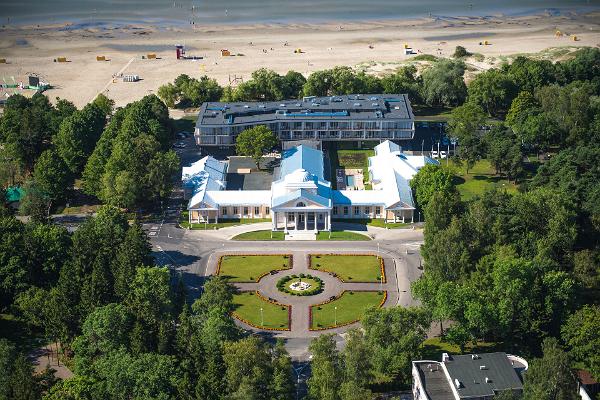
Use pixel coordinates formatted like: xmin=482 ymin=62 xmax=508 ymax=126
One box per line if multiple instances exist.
xmin=235 ymin=125 xmax=278 ymax=169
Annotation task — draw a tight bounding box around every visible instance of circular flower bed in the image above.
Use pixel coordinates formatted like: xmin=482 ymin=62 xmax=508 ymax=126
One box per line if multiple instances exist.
xmin=276 ymin=274 xmax=323 ymax=296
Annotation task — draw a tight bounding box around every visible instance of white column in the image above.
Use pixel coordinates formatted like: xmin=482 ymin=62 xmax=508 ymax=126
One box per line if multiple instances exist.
xmin=284 ymin=213 xmax=288 ymax=233
xmin=314 ymin=212 xmax=318 ymax=232
xmin=215 ymin=211 xmax=218 ymax=224
xmin=189 ymin=210 xmax=191 ymax=225
xmin=272 ymin=212 xmax=276 ymax=231
xmin=294 ymin=212 xmax=298 ymax=231
xmin=304 ymin=212 xmax=308 ymax=230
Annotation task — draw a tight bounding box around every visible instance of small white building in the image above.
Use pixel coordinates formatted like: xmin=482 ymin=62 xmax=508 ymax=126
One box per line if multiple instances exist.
xmin=184 ymin=140 xmax=438 ymax=237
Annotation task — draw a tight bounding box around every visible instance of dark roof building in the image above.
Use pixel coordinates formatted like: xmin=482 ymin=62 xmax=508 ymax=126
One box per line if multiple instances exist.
xmin=194 ymin=94 xmax=414 ymax=146
xmin=412 ymin=352 xmax=528 ymax=400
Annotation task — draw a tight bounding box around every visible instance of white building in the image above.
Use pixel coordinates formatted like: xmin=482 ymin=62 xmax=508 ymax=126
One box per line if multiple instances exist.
xmin=184 ymin=140 xmax=438 ymax=238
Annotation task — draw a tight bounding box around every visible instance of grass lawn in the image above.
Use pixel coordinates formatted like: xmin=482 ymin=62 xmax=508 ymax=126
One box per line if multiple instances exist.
xmin=316 ymin=231 xmax=371 ymax=241
xmin=218 ymin=255 xmax=291 ymax=282
xmin=232 ymin=230 xmax=285 ymax=241
xmin=180 ymin=211 xmax=271 ymax=230
xmin=231 ymin=230 xmax=370 ymax=241
xmin=311 ymin=291 xmax=385 ymax=329
xmin=328 ymin=146 xmax=375 ymax=190
xmin=232 ymin=292 xmax=290 ymax=330
xmin=452 ymin=159 xmax=518 ymax=201
xmin=333 ymin=218 xmax=411 ymax=229
xmin=421 ymin=337 xmax=502 ymax=360
xmin=311 ymin=254 xmax=383 ymax=282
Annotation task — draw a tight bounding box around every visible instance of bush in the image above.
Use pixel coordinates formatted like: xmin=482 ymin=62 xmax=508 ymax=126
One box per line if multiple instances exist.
xmin=453 ymin=46 xmax=471 ymax=58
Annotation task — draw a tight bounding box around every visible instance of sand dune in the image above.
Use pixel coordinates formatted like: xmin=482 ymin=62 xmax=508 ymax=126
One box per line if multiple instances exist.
xmin=0 ymin=11 xmax=598 ymax=108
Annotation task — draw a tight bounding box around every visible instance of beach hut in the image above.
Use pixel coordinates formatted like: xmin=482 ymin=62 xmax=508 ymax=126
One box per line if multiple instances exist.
xmin=221 ymin=49 xmax=231 ymax=57
xmin=294 ymin=48 xmax=303 ymax=53
xmin=56 ymin=57 xmax=68 ymax=62
xmin=0 ymin=58 xmax=6 ymax=64
xmin=572 ymin=35 xmax=579 ymax=41
xmin=96 ymin=55 xmax=106 ymax=61
xmin=147 ymin=53 xmax=157 ymax=59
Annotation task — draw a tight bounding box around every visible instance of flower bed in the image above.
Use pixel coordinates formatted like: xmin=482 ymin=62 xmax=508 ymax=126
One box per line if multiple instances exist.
xmin=216 ymin=254 xmax=293 ymax=282
xmin=309 ymin=290 xmax=387 ymax=331
xmin=232 ymin=291 xmax=291 ymax=331
xmin=276 ymin=274 xmax=324 ymax=296
xmin=309 ymin=254 xmax=386 ymax=283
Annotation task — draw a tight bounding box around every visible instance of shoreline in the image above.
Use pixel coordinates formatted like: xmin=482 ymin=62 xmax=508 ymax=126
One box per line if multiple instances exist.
xmin=2 ymin=6 xmax=598 ymax=31
xmin=0 ymin=10 xmax=598 ymax=109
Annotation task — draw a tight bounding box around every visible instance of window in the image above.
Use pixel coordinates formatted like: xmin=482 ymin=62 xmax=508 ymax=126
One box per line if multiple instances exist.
xmin=354 ymin=206 xmax=360 ymax=215
xmin=375 ymin=206 xmax=381 ymax=216
xmin=333 ymin=206 xmax=338 ymax=215
xmin=243 ymin=207 xmax=249 ymax=216
xmin=265 ymin=207 xmax=270 ymax=214
xmin=296 ymin=202 xmax=306 ymax=207
xmin=233 ymin=207 xmax=239 ymax=215
xmin=343 ymin=206 xmax=349 ymax=216
xmin=254 ymin=207 xmax=260 ymax=216
xmin=365 ymin=207 xmax=371 ymax=214
xmin=221 ymin=207 xmax=228 ymax=215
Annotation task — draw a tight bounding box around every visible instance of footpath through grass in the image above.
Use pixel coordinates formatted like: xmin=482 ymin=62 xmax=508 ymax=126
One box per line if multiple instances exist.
xmin=310 ymin=254 xmax=383 ymax=282
xmin=451 ymin=159 xmax=518 ymax=200
xmin=232 ymin=292 xmax=290 ymax=330
xmin=311 ymin=291 xmax=385 ymax=329
xmin=218 ymin=255 xmax=291 ymax=282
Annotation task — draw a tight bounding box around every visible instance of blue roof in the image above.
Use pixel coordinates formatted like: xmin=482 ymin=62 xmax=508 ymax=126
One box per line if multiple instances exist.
xmin=279 ymin=145 xmax=324 ymax=181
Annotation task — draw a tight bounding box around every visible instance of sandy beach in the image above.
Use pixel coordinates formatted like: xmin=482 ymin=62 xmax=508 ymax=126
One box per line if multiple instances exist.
xmin=0 ymin=11 xmax=599 ymax=109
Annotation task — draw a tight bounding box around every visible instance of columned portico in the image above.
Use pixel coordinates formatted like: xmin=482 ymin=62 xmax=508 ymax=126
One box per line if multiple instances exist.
xmin=272 ymin=210 xmax=331 ymax=232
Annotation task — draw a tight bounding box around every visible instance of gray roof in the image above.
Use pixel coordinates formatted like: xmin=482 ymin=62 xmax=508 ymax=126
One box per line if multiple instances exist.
xmin=414 ymin=362 xmax=455 ymax=400
xmin=445 ymin=353 xmax=524 ymax=398
xmin=196 ymin=94 xmax=413 ymax=127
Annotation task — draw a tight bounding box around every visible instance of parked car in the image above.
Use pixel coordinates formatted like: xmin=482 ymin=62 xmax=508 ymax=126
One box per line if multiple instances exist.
xmin=431 ymin=150 xmax=439 ymax=159
xmin=440 ymin=151 xmax=447 ymax=159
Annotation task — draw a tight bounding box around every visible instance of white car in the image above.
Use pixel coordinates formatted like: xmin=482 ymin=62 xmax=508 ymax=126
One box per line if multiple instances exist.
xmin=431 ymin=150 xmax=439 ymax=159
xmin=440 ymin=151 xmax=447 ymax=159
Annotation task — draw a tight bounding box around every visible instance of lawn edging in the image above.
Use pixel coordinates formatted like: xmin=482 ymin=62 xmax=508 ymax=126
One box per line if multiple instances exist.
xmin=216 ymin=254 xmax=293 ymax=282
xmin=309 ymin=290 xmax=387 ymax=331
xmin=309 ymin=253 xmax=386 ymax=283
xmin=231 ymin=291 xmax=292 ymax=332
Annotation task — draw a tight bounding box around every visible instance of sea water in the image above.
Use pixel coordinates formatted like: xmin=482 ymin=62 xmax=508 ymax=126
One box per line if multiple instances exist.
xmin=1 ymin=0 xmax=598 ymax=26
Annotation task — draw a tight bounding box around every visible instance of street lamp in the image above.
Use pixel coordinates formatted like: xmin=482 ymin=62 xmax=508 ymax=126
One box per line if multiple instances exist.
xmin=380 ymin=275 xmax=383 ymax=293
xmin=334 ymin=306 xmax=337 ymax=327
xmin=377 ymin=242 xmax=380 ymax=260
xmin=260 ymin=307 xmax=264 ymax=327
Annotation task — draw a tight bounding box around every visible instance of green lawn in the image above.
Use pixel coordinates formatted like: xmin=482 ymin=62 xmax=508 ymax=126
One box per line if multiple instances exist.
xmin=217 ymin=255 xmax=291 ymax=282
xmin=232 ymin=292 xmax=290 ymax=330
xmin=232 ymin=230 xmax=285 ymax=241
xmin=421 ymin=337 xmax=502 ymax=360
xmin=311 ymin=291 xmax=385 ymax=329
xmin=452 ymin=159 xmax=518 ymax=200
xmin=316 ymin=231 xmax=371 ymax=241
xmin=180 ymin=212 xmax=271 ymax=230
xmin=332 ymin=218 xmax=410 ymax=229
xmin=231 ymin=230 xmax=370 ymax=241
xmin=328 ymin=146 xmax=375 ymax=190
xmin=310 ymin=254 xmax=383 ymax=282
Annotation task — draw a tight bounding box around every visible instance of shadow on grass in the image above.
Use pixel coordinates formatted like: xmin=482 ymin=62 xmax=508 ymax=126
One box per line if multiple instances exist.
xmin=452 ymin=176 xmax=466 ymax=185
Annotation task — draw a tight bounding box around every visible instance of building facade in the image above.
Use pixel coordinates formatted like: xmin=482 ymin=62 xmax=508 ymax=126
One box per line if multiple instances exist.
xmin=194 ymin=94 xmax=414 ymax=146
xmin=412 ymin=352 xmax=528 ymax=400
xmin=184 ymin=141 xmax=436 ymax=238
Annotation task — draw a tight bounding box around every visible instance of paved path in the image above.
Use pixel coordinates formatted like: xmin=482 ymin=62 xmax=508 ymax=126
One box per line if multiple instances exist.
xmin=207 ymin=248 xmax=400 ymax=338
xmin=146 ymin=220 xmax=424 ymax=358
